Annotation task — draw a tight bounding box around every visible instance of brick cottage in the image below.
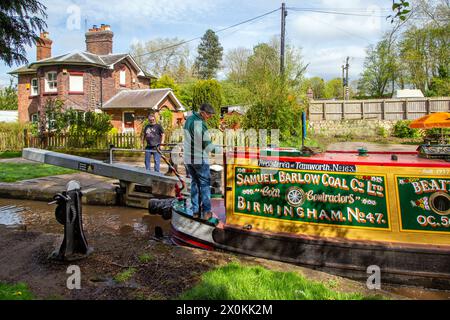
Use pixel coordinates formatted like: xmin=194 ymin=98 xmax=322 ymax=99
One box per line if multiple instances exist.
xmin=9 ymin=25 xmax=185 ymax=134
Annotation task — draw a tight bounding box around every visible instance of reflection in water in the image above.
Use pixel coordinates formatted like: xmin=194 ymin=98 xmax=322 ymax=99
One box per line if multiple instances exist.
xmin=0 ymin=205 xmax=25 ymax=226
xmin=0 ymin=199 xmax=170 ymax=236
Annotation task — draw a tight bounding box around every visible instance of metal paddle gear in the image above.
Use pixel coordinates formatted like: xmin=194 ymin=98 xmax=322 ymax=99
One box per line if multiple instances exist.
xmin=49 ymin=181 xmax=93 ymax=261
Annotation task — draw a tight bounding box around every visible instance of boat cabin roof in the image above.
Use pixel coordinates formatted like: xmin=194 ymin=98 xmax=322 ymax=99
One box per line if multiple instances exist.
xmin=228 ymin=148 xmax=450 ymax=168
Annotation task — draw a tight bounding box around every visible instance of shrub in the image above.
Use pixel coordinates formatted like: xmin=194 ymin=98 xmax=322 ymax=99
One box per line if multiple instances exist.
xmin=0 ymin=80 xmax=18 ymax=111
xmin=377 ymin=126 xmax=389 ymax=138
xmin=392 ymin=120 xmax=422 ymax=138
xmin=0 ymin=122 xmax=31 ymax=151
xmin=223 ymin=113 xmax=243 ymax=129
xmin=192 ymin=79 xmax=222 ymax=128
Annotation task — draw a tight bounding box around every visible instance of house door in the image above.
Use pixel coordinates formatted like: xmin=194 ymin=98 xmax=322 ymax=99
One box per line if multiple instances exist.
xmin=123 ymin=112 xmax=135 ymax=133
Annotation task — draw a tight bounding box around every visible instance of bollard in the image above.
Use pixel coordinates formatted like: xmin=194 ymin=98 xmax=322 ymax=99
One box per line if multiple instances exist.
xmin=49 ymin=181 xmax=93 ymax=261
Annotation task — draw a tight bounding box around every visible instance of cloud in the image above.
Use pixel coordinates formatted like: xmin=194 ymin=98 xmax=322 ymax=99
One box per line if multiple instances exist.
xmin=0 ymin=0 xmax=393 ymax=82
xmin=44 ymin=0 xmax=222 ymax=31
xmin=290 ymin=9 xmax=386 ymax=43
xmin=303 ymin=46 xmax=367 ymax=80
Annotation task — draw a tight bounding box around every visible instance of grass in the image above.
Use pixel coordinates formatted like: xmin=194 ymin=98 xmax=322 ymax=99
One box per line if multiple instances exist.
xmin=138 ymin=253 xmax=154 ymax=263
xmin=0 ymin=282 xmax=34 ymax=300
xmin=179 ymin=263 xmax=384 ymax=300
xmin=0 ymin=151 xmax=22 ymax=159
xmin=0 ymin=163 xmax=76 ymax=182
xmin=114 ymin=268 xmax=137 ymax=283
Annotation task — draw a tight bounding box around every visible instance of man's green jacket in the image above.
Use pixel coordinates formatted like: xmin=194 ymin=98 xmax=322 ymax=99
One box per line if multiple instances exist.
xmin=183 ymin=112 xmax=213 ymax=164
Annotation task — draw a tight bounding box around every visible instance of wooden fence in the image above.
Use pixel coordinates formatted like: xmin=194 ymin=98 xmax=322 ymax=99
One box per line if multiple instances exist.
xmin=0 ymin=131 xmax=25 ymax=151
xmin=0 ymin=132 xmax=147 ymax=151
xmin=24 ymin=132 xmax=143 ymax=150
xmin=309 ymin=97 xmax=450 ymax=121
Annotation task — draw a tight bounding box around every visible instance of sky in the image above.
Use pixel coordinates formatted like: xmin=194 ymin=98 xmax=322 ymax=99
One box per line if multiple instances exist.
xmin=0 ymin=0 xmax=396 ymax=87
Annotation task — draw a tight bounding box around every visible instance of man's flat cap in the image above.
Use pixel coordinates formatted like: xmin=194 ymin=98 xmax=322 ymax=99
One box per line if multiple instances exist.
xmin=200 ymin=103 xmax=216 ymax=114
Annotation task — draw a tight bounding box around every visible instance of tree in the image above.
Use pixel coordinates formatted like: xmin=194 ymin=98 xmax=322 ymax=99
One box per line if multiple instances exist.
xmin=399 ymin=22 xmax=449 ymax=93
xmin=241 ymin=41 xmax=306 ymax=142
xmin=428 ymin=66 xmax=450 ymax=96
xmin=0 ymin=0 xmax=47 ymax=66
xmin=224 ymin=47 xmax=251 ymax=84
xmin=324 ymin=78 xmax=344 ymax=99
xmin=389 ymin=0 xmax=412 ymax=23
xmin=356 ymin=1 xmax=449 ymax=97
xmin=308 ymin=77 xmax=326 ymax=99
xmin=178 ymin=82 xmax=195 ymax=109
xmin=151 ymin=74 xmax=181 ymax=97
xmin=194 ymin=29 xmax=223 ymax=79
xmin=191 ymin=79 xmax=222 ymax=128
xmin=221 ymin=80 xmax=249 ymax=106
xmin=357 ymin=37 xmax=399 ymax=98
xmin=130 ymin=38 xmax=192 ymax=81
xmin=0 ymin=79 xmax=18 ymax=110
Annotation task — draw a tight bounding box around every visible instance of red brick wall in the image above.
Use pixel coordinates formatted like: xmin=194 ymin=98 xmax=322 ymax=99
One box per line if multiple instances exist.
xmin=138 ymin=77 xmax=151 ymax=89
xmin=104 ymin=94 xmax=185 ymax=134
xmin=17 ymin=74 xmax=39 ymax=123
xmin=36 ymin=39 xmax=52 ymax=61
xmin=158 ymin=96 xmax=185 ymax=127
xmin=85 ymin=30 xmax=113 ymax=55
xmin=107 ymin=109 xmax=123 ymax=132
xmin=17 ymin=58 xmax=151 ymax=125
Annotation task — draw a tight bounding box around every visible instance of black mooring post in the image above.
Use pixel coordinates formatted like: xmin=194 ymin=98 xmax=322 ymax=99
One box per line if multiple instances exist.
xmin=50 ymin=181 xmax=93 ymax=261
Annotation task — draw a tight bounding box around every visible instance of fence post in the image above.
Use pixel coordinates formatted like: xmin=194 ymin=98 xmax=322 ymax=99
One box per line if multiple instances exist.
xmin=361 ymin=101 xmax=365 ymax=119
xmin=404 ymin=99 xmax=409 ymax=120
xmin=322 ymin=103 xmax=326 ymax=120
xmin=382 ymin=100 xmax=386 ymax=120
xmin=342 ymin=101 xmax=346 ymax=120
xmin=426 ymin=98 xmax=431 ymax=115
xmin=23 ymin=129 xmax=28 ymax=148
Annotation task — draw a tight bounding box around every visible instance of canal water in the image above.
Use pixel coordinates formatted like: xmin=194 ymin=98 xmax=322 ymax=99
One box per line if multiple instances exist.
xmin=0 ymin=198 xmax=449 ymax=300
xmin=0 ymin=198 xmax=170 ymax=236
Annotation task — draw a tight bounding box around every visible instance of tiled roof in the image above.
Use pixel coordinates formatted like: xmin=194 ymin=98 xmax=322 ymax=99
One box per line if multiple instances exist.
xmin=98 ymin=53 xmax=129 ymax=65
xmin=9 ymin=51 xmax=155 ymax=78
xmin=8 ymin=65 xmax=37 ymax=74
xmin=102 ymin=89 xmax=185 ymax=111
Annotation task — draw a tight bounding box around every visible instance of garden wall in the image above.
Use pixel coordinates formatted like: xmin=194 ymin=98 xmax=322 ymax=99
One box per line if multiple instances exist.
xmin=310 ymin=119 xmax=396 ymax=137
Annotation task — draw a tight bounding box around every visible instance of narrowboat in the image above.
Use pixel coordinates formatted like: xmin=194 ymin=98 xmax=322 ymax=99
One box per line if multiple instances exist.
xmin=168 ymin=147 xmax=450 ymax=289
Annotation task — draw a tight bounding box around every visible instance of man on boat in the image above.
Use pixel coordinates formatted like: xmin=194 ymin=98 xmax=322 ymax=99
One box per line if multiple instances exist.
xmin=183 ymin=103 xmax=217 ymax=221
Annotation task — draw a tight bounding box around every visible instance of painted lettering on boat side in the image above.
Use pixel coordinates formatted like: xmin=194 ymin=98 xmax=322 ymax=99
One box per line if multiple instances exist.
xmin=234 ymin=167 xmax=390 ymax=229
xmin=258 ymin=159 xmax=356 ymax=173
xmin=236 ymin=171 xmax=385 ymax=197
xmin=397 ymin=176 xmax=450 ymax=233
xmin=237 ymin=198 xmax=387 ymax=226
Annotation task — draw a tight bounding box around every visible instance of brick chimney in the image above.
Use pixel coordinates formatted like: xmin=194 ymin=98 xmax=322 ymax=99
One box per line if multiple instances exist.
xmin=85 ymin=24 xmax=113 ymax=55
xmin=36 ymin=32 xmax=52 ymax=61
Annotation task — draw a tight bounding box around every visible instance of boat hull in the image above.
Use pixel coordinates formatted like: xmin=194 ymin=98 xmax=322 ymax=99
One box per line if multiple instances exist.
xmin=171 ymin=209 xmax=450 ymax=290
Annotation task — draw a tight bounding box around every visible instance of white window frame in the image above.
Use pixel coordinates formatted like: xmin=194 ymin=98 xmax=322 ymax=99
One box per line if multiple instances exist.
xmin=31 ymin=78 xmax=39 ymax=96
xmin=45 ymin=71 xmax=57 ymax=93
xmin=69 ymin=73 xmax=84 ymax=93
xmin=119 ymin=69 xmax=126 ymax=86
xmin=30 ymin=113 xmax=39 ymax=123
xmin=46 ymin=113 xmax=57 ymax=131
